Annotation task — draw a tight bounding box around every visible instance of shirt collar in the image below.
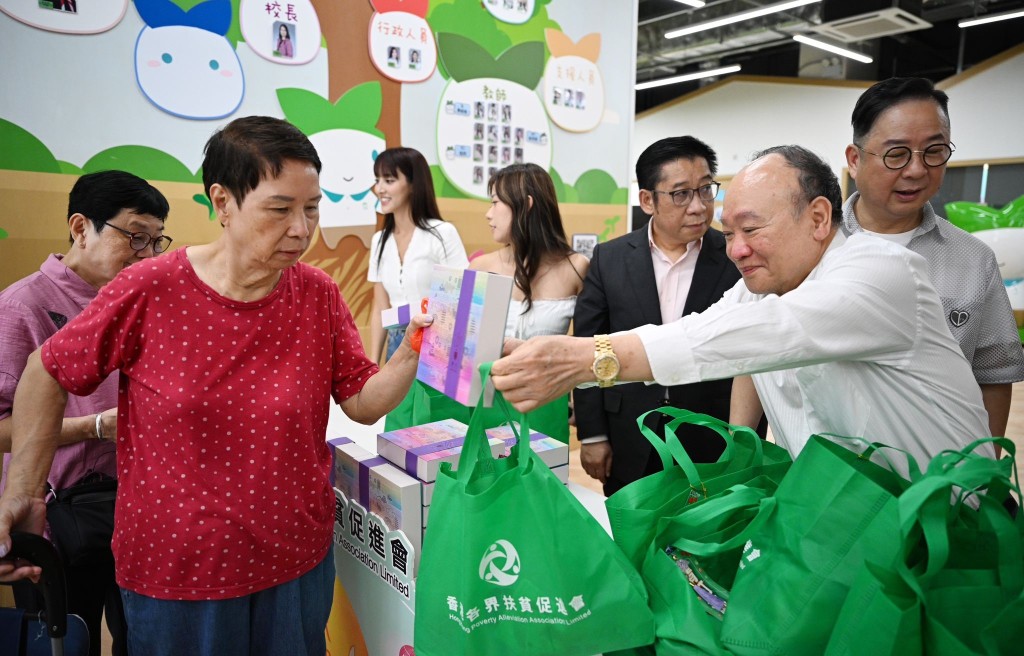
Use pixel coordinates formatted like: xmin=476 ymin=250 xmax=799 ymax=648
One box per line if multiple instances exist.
xmin=646 ymin=219 xmax=702 ymax=263
xmin=41 ymin=253 xmax=100 ymax=304
xmin=841 ymin=191 xmax=947 ymax=242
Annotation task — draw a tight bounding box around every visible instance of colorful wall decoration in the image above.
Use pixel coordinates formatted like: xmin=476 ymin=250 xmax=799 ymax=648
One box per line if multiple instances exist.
xmin=0 ymin=0 xmax=637 ymax=342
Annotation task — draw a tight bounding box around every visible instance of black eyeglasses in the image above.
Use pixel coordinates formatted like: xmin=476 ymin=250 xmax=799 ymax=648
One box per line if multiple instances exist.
xmin=650 ymin=182 xmax=720 ymax=207
xmin=105 ymin=224 xmax=173 ymax=253
xmin=856 ymin=143 xmax=955 ymax=170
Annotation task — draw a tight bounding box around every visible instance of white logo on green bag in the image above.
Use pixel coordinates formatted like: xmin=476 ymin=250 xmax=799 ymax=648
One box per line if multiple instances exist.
xmin=739 ymin=539 xmax=761 ymax=570
xmin=479 ymin=539 xmax=521 ymax=586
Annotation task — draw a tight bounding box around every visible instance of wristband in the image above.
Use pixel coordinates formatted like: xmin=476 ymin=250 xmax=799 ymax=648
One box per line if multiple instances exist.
xmin=95 ymin=413 xmax=105 ymax=441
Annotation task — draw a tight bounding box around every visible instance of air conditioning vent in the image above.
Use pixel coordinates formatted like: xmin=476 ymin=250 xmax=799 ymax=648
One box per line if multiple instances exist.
xmin=811 ymin=7 xmax=931 ymax=43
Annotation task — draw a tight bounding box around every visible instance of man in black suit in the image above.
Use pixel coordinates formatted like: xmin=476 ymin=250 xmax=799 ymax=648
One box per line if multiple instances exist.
xmin=574 ymin=136 xmax=741 ymax=496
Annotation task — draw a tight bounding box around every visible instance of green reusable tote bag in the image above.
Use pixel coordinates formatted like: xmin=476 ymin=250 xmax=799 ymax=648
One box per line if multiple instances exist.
xmin=415 ymin=364 xmax=655 ymax=656
xmin=720 ymin=434 xmax=917 ymax=656
xmin=606 ymin=407 xmax=792 ymax=569
xmin=641 ymin=484 xmax=777 ymax=656
xmin=900 ymin=439 xmax=1023 ymax=655
xmin=825 ymin=438 xmax=1022 ymax=656
xmin=385 ymin=379 xmax=570 ymax=443
xmin=823 ymin=560 xmax=924 ymax=656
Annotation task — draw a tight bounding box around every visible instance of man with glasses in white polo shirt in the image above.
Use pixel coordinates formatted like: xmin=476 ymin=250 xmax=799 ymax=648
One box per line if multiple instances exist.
xmin=841 ymin=77 xmax=1024 ymax=442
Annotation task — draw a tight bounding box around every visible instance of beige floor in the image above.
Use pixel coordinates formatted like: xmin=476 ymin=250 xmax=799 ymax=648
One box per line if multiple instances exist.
xmin=93 ymin=383 xmax=1024 ymax=654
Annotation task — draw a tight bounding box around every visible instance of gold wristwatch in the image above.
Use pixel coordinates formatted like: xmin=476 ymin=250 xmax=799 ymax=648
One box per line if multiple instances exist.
xmin=592 ymin=334 xmax=620 ymax=388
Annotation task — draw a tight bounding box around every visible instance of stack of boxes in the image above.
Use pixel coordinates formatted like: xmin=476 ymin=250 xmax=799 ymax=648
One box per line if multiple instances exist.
xmin=329 ymin=418 xmax=570 ymax=575
xmin=484 ymin=423 xmax=570 ymax=482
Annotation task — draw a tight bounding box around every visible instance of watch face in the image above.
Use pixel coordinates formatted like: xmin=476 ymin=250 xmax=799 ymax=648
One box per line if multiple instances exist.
xmin=594 ymin=354 xmax=619 ymax=380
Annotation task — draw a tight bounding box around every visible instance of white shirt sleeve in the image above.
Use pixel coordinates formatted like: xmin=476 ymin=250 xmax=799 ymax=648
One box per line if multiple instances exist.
xmin=633 ymin=236 xmax=925 ymax=387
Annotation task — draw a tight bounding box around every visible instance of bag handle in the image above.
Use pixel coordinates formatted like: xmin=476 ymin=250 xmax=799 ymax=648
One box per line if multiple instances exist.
xmin=662 ymin=410 xmax=763 ymax=493
xmin=667 ymin=492 xmax=777 ymax=556
xmin=635 ymin=407 xmax=762 ymax=491
xmin=451 ymin=362 xmax=504 ymax=482
xmin=492 ymin=378 xmax=533 ymax=475
xmin=816 ymin=433 xmax=923 ymax=480
xmin=896 ymin=438 xmax=1022 ymax=596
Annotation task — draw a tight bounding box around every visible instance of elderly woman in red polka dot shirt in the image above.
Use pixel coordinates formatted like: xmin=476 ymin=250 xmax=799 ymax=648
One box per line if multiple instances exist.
xmin=0 ymin=116 xmax=432 ymax=656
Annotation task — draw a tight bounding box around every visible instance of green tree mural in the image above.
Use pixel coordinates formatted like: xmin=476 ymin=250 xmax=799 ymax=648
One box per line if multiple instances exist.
xmin=427 ymin=0 xmax=559 ymax=79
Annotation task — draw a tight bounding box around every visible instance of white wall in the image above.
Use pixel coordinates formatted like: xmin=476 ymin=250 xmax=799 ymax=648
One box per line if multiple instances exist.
xmin=634 ymin=79 xmax=867 ymax=183
xmin=942 ymin=49 xmax=1024 ymax=163
xmin=631 ymin=47 xmax=1024 ymax=201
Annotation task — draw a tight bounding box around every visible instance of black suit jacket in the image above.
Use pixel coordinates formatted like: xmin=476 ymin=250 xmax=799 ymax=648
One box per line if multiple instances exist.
xmin=573 ymin=225 xmax=742 ymax=489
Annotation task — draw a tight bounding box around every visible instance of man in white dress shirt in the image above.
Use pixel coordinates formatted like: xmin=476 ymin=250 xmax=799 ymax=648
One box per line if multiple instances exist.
xmin=491 ymin=145 xmax=993 ymax=468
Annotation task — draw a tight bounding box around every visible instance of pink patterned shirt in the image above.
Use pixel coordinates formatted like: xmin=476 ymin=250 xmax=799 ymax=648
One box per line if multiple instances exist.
xmin=0 ymin=254 xmax=117 ymax=495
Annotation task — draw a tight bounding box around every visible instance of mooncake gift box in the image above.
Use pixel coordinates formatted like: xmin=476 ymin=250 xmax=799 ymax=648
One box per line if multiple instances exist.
xmin=415 ymin=265 xmax=513 ymax=406
xmin=376 ymin=418 xmax=504 ymax=483
xmin=485 ymin=424 xmax=570 ymax=468
xmin=381 ymin=303 xmax=412 ymax=329
xmin=329 ymin=436 xmax=423 ymax=571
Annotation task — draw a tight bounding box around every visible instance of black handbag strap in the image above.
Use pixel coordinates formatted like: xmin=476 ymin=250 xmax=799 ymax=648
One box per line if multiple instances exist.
xmin=47 ymin=473 xmax=117 ymax=504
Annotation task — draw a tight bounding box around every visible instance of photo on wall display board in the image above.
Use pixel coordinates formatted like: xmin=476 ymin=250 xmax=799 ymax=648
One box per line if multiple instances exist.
xmin=436 ymin=34 xmax=551 ymax=200
xmin=368 ymin=0 xmax=437 ymax=83
xmin=39 ymin=0 xmax=76 ymax=13
xmin=0 ymin=0 xmax=127 ymax=33
xmin=239 ymin=0 xmax=321 ymax=65
xmin=272 ymin=21 xmax=295 ymax=59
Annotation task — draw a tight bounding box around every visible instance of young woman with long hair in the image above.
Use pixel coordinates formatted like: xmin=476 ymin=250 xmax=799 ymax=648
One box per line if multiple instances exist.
xmin=369 ymin=147 xmax=468 ymax=362
xmin=470 ymin=162 xmax=588 ymax=342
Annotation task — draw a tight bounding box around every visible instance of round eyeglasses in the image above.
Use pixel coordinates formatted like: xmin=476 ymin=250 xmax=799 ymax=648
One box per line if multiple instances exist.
xmin=105 ymin=224 xmax=173 ymax=253
xmin=650 ymin=182 xmax=720 ymax=207
xmin=856 ymin=143 xmax=955 ymax=170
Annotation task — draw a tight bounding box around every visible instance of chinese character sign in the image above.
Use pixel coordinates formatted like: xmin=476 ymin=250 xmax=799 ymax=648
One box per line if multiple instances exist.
xmin=368 ymin=0 xmax=436 ymax=83
xmin=482 ymin=0 xmax=535 ymax=25
xmin=239 ymin=0 xmax=322 ymax=65
xmin=542 ymin=30 xmax=605 ymax=133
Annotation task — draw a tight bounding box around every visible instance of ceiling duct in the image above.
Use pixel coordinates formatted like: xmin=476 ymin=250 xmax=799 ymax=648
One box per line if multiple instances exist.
xmin=811 ymin=6 xmax=932 ymax=42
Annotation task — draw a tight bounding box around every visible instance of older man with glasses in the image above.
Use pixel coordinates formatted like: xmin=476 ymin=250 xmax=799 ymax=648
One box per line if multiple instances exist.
xmin=0 ymin=169 xmax=170 ymax=656
xmin=841 ymin=77 xmax=1024 ymax=443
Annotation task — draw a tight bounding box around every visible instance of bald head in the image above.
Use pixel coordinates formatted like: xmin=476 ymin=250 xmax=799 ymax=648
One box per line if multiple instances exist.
xmin=721 ymin=149 xmax=838 ymax=296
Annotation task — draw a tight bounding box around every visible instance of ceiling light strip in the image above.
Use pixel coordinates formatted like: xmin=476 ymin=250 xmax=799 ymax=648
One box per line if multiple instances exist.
xmin=959 ymin=9 xmax=1024 ymax=28
xmin=665 ymin=0 xmax=821 ymax=39
xmin=635 ymin=65 xmax=742 ymax=90
xmin=792 ymin=35 xmax=873 ymax=63
xmin=673 ymin=0 xmax=706 ymax=7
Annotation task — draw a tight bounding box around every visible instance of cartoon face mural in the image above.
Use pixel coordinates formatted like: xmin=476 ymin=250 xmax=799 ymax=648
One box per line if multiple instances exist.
xmin=133 ymin=0 xmax=244 ymax=120
xmin=278 ymin=84 xmax=388 ymax=249
xmin=309 ymin=129 xmax=386 ymax=230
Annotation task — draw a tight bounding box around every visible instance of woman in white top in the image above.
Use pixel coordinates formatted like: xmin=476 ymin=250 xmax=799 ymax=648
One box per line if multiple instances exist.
xmin=469 ymin=163 xmax=589 ymax=342
xmin=369 ymin=148 xmax=468 ymax=362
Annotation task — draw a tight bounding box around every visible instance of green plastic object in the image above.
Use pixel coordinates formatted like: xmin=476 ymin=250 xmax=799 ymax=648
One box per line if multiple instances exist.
xmin=944 ymin=195 xmax=1024 ymax=232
